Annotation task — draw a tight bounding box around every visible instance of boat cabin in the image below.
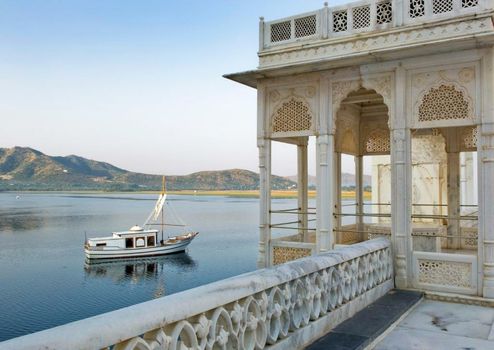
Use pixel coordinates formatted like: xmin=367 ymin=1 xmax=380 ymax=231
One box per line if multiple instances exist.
xmin=86 ymin=225 xmax=159 ymax=249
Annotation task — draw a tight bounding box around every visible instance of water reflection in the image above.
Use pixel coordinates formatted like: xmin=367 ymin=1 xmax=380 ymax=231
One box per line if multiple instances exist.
xmin=63 ymin=195 xmax=155 ymax=201
xmin=84 ymin=253 xmax=197 ymax=295
xmin=0 ymin=193 xmax=259 ymax=341
xmin=0 ymin=211 xmax=44 ymax=231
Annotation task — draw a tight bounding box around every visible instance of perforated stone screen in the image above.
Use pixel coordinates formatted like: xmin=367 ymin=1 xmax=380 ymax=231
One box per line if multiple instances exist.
xmin=333 ymin=10 xmax=348 ymax=33
xmin=409 ymin=0 xmax=425 ymax=18
xmin=352 ymin=6 xmax=371 ymax=29
xmin=377 ymin=1 xmax=393 ymax=24
xmin=462 ymin=126 xmax=478 ymax=150
xmin=418 ymin=260 xmax=471 ymax=288
xmin=462 ymin=0 xmax=479 ymax=7
xmin=418 ymin=85 xmax=470 ymax=122
xmin=432 ymin=0 xmax=453 ymax=14
xmin=271 ymin=21 xmax=291 ymax=42
xmin=272 ymin=246 xmax=312 ymax=265
xmin=272 ymin=98 xmax=313 ymax=134
xmin=295 ymin=15 xmax=317 ymax=38
xmin=366 ymin=129 xmax=391 ymax=154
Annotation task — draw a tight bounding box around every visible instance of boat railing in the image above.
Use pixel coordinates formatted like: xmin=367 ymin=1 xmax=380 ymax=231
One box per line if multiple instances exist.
xmin=1 ymin=238 xmax=393 ymax=350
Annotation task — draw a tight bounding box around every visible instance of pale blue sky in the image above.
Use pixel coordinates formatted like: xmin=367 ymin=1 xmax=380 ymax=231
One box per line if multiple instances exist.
xmin=0 ymin=0 xmax=357 ymax=176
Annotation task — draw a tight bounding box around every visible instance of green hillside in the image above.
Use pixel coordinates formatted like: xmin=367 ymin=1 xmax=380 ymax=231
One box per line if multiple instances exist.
xmin=0 ymin=147 xmax=295 ymax=191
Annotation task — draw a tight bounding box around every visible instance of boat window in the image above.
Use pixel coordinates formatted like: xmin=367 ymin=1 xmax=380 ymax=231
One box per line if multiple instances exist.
xmin=147 ymin=235 xmax=155 ymax=247
xmin=136 ymin=238 xmax=145 ymax=247
xmin=96 ymin=243 xmax=106 ymax=247
xmin=125 ymin=238 xmax=134 ymax=248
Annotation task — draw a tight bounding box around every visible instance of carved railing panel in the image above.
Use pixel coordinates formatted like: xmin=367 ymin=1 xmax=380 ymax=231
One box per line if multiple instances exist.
xmin=412 ymin=251 xmax=477 ymax=295
xmin=1 ymin=239 xmax=393 ymax=350
xmin=261 ymin=0 xmax=485 ymax=49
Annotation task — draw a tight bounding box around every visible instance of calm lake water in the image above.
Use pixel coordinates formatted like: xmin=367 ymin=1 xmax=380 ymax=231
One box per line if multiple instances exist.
xmin=0 ymin=192 xmax=326 ymax=342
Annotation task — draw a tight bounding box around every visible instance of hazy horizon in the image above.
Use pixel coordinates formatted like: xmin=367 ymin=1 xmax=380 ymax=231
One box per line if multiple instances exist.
xmin=1 ymin=0 xmax=368 ymax=176
xmin=2 ymin=144 xmax=377 ymax=177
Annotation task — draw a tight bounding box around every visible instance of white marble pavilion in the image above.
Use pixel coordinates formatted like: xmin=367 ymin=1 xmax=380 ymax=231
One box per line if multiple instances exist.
xmin=3 ymin=1 xmax=494 ymax=349
xmin=226 ymin=0 xmax=494 ymax=299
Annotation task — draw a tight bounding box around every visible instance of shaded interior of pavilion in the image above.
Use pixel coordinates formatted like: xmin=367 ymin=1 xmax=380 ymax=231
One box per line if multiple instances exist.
xmin=269 ymin=88 xmax=479 ymax=266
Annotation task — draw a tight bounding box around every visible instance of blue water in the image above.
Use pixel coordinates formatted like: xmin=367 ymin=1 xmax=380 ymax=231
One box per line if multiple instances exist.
xmin=0 ymin=192 xmax=356 ymax=341
xmin=0 ymin=192 xmax=270 ymax=341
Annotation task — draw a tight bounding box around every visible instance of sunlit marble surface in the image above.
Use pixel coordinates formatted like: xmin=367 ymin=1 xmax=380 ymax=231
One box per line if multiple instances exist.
xmin=374 ymin=300 xmax=494 ymax=350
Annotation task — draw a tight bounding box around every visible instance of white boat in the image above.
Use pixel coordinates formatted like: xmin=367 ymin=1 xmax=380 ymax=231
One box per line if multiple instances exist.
xmin=85 ymin=178 xmax=198 ymax=260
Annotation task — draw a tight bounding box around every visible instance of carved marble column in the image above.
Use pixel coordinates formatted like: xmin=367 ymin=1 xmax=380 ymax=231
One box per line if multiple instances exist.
xmin=447 ymin=151 xmax=460 ymax=249
xmin=480 ymin=48 xmax=494 ymax=297
xmin=390 ymin=128 xmax=412 ymax=288
xmin=334 ymin=152 xmax=342 ymax=242
xmin=480 ymin=122 xmax=494 ymax=298
xmin=355 ymin=155 xmax=364 ymax=238
xmin=297 ymin=138 xmax=309 ymax=241
xmin=316 ymin=134 xmax=334 ymax=252
xmin=258 ymin=138 xmax=271 ymax=268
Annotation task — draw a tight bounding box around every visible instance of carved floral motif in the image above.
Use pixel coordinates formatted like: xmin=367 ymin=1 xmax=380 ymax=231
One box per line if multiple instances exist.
xmin=332 ymin=80 xmax=361 ymax=111
xmin=458 ymin=67 xmax=475 ymax=83
xmin=269 ymin=90 xmax=281 ymax=102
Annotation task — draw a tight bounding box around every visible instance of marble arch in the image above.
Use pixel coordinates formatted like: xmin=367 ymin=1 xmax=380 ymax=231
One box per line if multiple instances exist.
xmin=226 ymin=0 xmax=494 ymax=299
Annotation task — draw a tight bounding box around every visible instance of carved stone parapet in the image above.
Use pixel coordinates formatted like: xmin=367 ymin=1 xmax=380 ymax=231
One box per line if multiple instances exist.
xmin=2 ymin=239 xmax=393 ymax=349
xmin=259 ymin=17 xmax=493 ymax=69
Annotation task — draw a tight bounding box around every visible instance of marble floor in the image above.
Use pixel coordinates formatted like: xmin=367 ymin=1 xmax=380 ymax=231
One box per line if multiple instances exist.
xmin=373 ymin=299 xmax=494 ymax=350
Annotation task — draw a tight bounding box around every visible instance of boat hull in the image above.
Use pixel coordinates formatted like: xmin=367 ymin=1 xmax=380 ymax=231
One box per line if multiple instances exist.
xmin=85 ymin=239 xmax=193 ymax=260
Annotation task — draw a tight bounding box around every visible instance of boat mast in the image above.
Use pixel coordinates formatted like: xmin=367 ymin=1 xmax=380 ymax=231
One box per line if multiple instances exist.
xmin=161 ymin=176 xmax=166 ymax=243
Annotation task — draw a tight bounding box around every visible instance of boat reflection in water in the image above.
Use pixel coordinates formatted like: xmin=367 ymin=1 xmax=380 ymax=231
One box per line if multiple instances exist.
xmin=84 ymin=253 xmax=197 ymax=298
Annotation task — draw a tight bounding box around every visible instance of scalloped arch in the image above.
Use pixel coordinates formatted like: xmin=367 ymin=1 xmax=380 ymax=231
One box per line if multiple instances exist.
xmin=331 ymin=77 xmax=392 ymax=133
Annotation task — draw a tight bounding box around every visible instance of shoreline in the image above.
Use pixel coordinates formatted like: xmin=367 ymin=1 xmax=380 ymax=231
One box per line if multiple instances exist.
xmin=2 ymin=189 xmax=372 ymax=200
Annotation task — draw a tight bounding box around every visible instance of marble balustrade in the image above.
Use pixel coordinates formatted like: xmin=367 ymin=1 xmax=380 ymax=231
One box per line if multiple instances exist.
xmin=261 ymin=0 xmax=488 ymax=50
xmin=0 ymin=238 xmax=393 ymax=350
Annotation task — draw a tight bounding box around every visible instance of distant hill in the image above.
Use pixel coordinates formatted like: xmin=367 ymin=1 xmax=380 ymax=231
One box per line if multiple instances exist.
xmin=0 ymin=147 xmax=296 ymax=191
xmin=285 ymin=173 xmax=371 ymax=188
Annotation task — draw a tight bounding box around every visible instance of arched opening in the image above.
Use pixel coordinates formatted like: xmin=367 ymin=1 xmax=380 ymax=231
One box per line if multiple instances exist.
xmin=333 ymin=88 xmax=391 ymax=245
xmin=409 ymin=126 xmax=479 ymax=294
xmin=264 ymin=94 xmax=318 ymax=266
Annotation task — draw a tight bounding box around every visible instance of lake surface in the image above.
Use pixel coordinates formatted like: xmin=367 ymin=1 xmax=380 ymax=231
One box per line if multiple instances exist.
xmin=0 ymin=192 xmax=358 ymax=341
xmin=0 ymin=193 xmax=259 ymax=341
xmin=0 ymin=192 xmax=329 ymax=341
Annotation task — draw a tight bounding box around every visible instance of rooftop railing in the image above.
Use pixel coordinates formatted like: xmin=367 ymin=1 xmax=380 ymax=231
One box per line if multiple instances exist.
xmin=260 ymin=0 xmax=488 ymax=50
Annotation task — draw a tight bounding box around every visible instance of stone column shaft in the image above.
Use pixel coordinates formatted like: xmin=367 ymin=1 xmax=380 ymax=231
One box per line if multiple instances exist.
xmin=447 ymin=151 xmax=461 ymax=249
xmin=391 ymin=128 xmax=412 ymax=288
xmin=297 ymin=140 xmax=309 ymax=241
xmin=356 ymin=155 xmax=364 ymax=237
xmin=316 ymin=134 xmax=334 ymax=252
xmin=258 ymin=139 xmax=271 ymax=268
xmin=480 ymin=123 xmax=494 ymax=297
